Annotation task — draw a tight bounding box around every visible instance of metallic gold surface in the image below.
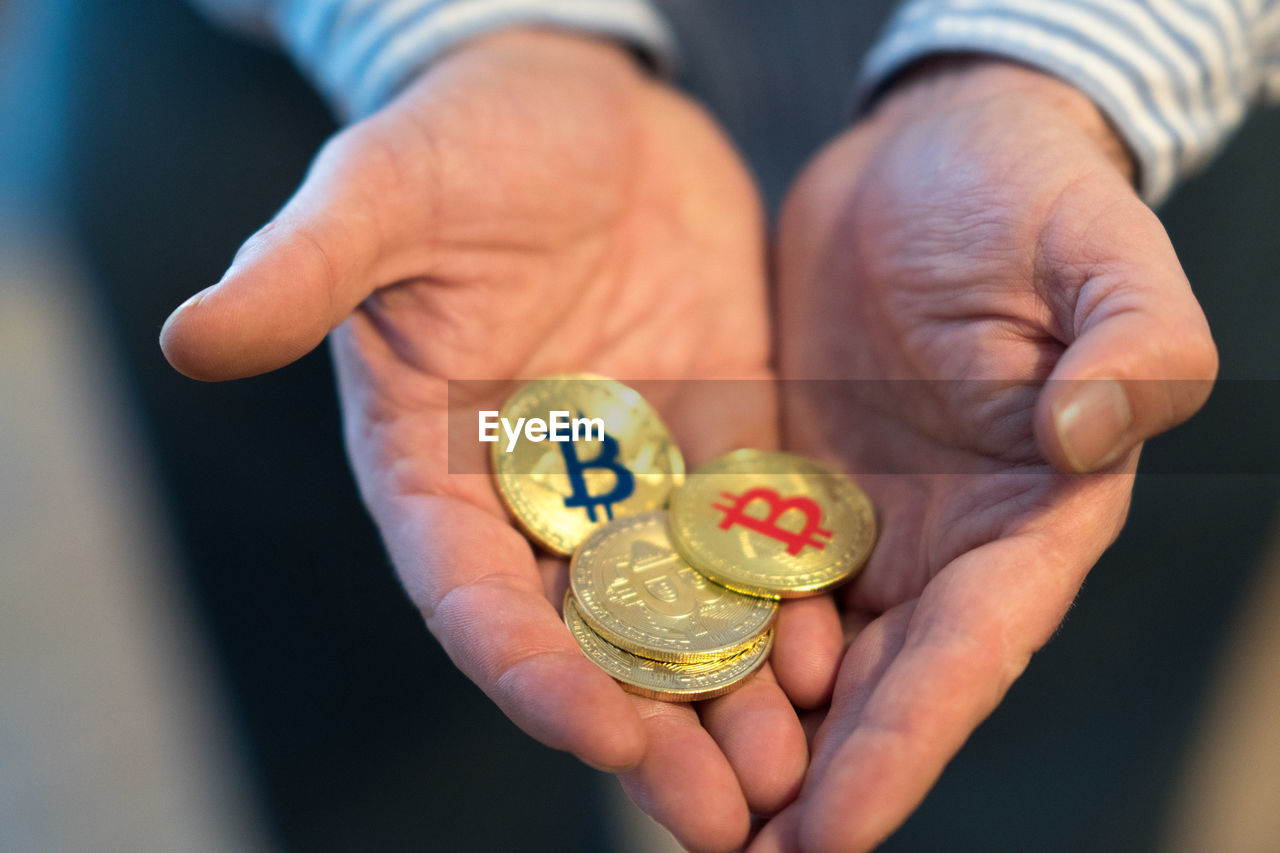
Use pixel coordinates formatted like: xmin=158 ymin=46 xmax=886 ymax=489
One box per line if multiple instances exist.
xmin=563 ymin=593 xmax=772 ymax=702
xmin=569 ymin=512 xmax=777 ymax=663
xmin=669 ymin=450 xmax=877 ymax=598
xmin=491 ymin=376 xmax=684 ymax=556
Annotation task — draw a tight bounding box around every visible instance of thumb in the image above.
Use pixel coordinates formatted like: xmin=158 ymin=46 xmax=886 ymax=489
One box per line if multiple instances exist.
xmin=160 ymin=128 xmax=410 ymax=381
xmin=1035 ymin=200 xmax=1218 ymax=473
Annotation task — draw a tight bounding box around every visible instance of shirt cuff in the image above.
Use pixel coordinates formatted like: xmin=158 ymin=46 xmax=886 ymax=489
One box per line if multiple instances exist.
xmin=271 ymin=0 xmax=677 ymax=121
xmin=857 ymin=0 xmax=1257 ymax=206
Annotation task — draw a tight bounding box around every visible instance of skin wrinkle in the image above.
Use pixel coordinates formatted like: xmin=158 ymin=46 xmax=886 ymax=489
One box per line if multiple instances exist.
xmin=896 ymin=208 xmax=1020 ymax=274
xmin=390 ymin=453 xmax=498 ymax=514
xmin=430 ymin=110 xmax=727 ymax=376
xmin=978 ymin=467 xmax=1059 ymax=524
xmin=908 ymin=470 xmax=1044 ymax=585
xmin=973 ymin=399 xmax=1044 ymax=462
xmin=909 ymin=287 xmax=1048 ymax=328
xmin=418 ymin=277 xmax=523 ymax=372
xmin=822 ymin=385 xmax=1032 ymax=470
xmin=543 ymin=243 xmax=635 ymax=367
xmin=994 ymin=474 xmax=1074 ymax=538
xmin=1033 ymin=187 xmax=1129 ymax=340
xmin=290 ymin=218 xmax=348 ymax=323
xmin=1037 ymin=194 xmax=1137 ymax=335
xmin=1073 ymin=280 xmax=1142 ymax=345
xmin=381 ymin=449 xmax=455 ymax=508
xmin=902 ymin=325 xmax=1044 ymax=401
xmin=490 ymin=646 xmax=593 ymax=700
xmin=414 ymin=554 xmax=539 ymax=622
xmin=822 ymin=403 xmax=952 ymax=469
xmin=350 ymin=341 xmax=446 ymax=425
xmin=919 ymin=491 xmax=988 ymax=573
xmin=356 ymin=286 xmax=439 ymax=376
xmin=334 ymin=134 xmax=406 ymax=287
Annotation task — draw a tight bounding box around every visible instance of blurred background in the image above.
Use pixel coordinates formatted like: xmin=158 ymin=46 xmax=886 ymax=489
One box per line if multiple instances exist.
xmin=1 ymin=0 xmax=1278 ymax=850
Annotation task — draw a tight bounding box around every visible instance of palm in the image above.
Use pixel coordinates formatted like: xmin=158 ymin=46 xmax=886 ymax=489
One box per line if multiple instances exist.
xmin=758 ymin=83 xmax=1162 ymax=851
xmin=165 ymin=31 xmax=803 ymax=852
xmin=318 ymin=33 xmax=802 ymax=853
xmin=782 ymin=101 xmax=1137 ymax=601
xmin=333 ymin=30 xmax=774 ymax=564
xmin=334 ymin=42 xmax=773 ymax=504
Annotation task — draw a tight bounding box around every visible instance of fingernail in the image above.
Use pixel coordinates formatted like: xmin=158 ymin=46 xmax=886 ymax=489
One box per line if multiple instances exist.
xmin=1053 ymin=379 xmax=1133 ymax=472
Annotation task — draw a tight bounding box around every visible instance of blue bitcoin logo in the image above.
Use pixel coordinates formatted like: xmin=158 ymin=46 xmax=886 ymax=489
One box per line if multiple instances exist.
xmin=560 ymin=431 xmax=635 ymax=521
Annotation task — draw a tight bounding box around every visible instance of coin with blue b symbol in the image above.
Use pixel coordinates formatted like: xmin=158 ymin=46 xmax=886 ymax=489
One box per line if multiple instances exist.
xmin=490 ymin=375 xmax=685 ymax=555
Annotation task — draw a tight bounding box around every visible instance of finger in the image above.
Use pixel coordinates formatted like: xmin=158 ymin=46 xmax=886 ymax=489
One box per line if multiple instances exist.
xmin=619 ymin=698 xmax=752 ymax=853
xmin=385 ymin=494 xmax=647 ymax=771
xmin=1034 ymin=195 xmax=1217 ymax=472
xmin=744 ymin=607 xmax=912 ymax=853
xmin=799 ymin=532 xmax=1084 ymax=853
xmin=697 ymin=663 xmax=807 ymax=816
xmin=770 ymin=594 xmax=843 ymax=708
xmin=161 ymin=124 xmax=430 ymax=380
xmin=804 ymin=601 xmax=915 ymax=786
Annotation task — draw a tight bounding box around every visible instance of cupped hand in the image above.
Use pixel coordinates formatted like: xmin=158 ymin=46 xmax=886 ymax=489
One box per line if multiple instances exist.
xmin=754 ymin=61 xmax=1217 ymax=852
xmin=160 ymin=30 xmax=803 ymax=852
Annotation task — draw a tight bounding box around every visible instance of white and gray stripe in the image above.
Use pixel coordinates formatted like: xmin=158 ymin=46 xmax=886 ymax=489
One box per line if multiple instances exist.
xmin=860 ymin=0 xmax=1280 ymax=204
xmin=192 ymin=0 xmax=676 ymax=120
xmin=192 ymin=0 xmax=1280 ymax=203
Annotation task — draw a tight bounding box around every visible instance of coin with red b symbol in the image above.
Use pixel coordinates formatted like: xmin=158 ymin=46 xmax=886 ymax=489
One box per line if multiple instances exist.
xmin=669 ymin=450 xmax=877 ymax=598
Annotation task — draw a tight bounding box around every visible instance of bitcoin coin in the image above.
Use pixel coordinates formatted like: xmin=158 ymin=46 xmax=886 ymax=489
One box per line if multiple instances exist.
xmin=570 ymin=512 xmax=777 ymax=663
xmin=563 ymin=593 xmax=772 ymax=702
xmin=491 ymin=375 xmax=684 ymax=556
xmin=668 ymin=449 xmax=877 ymax=598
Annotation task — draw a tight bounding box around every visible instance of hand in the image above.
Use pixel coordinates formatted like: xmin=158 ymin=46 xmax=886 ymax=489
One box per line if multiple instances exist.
xmin=753 ymin=61 xmax=1217 ymax=851
xmin=160 ymin=30 xmax=803 ymax=852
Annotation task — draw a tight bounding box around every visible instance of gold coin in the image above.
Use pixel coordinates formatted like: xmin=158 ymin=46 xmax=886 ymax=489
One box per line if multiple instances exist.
xmin=563 ymin=593 xmax=772 ymax=702
xmin=490 ymin=375 xmax=684 ymax=556
xmin=668 ymin=449 xmax=877 ymax=598
xmin=569 ymin=512 xmax=778 ymax=663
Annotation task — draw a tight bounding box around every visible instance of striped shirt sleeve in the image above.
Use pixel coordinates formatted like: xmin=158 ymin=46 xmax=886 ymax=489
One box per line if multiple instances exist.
xmin=190 ymin=0 xmax=676 ymax=121
xmin=860 ymin=0 xmax=1280 ymax=205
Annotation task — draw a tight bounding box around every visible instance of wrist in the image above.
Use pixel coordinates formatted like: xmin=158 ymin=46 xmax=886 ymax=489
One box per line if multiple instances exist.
xmin=872 ymin=56 xmax=1136 ymax=183
xmin=436 ymin=27 xmax=650 ymax=84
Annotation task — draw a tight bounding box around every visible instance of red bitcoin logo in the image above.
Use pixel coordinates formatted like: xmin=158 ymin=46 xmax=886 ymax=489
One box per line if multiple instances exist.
xmin=712 ymin=487 xmax=833 ymax=556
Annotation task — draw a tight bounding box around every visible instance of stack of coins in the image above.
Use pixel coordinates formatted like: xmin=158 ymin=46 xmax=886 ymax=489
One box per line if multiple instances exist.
xmin=490 ymin=375 xmax=877 ymax=701
xmin=566 ymin=513 xmax=777 ymax=700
